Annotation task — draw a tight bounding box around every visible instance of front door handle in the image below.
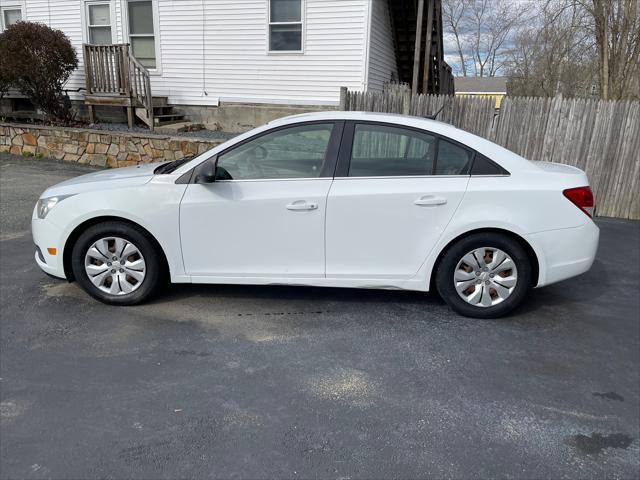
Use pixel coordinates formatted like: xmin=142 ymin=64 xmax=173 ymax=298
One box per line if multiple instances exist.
xmin=286 ymin=200 xmax=318 ymax=211
xmin=414 ymin=195 xmax=447 ymax=206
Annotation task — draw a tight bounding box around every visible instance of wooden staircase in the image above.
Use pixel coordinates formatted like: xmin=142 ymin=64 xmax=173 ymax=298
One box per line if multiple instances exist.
xmin=387 ymin=0 xmax=454 ymax=95
xmin=82 ymin=44 xmax=185 ymax=131
xmin=135 ymin=96 xmax=185 ymax=128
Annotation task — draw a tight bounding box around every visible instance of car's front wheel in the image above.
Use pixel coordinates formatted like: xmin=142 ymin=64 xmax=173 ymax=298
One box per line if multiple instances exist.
xmin=71 ymin=221 xmax=164 ymax=305
xmin=435 ymin=232 xmax=532 ymax=318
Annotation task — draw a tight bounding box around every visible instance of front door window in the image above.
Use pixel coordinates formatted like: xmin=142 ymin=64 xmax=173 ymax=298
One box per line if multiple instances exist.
xmin=216 ymin=123 xmax=335 ymax=180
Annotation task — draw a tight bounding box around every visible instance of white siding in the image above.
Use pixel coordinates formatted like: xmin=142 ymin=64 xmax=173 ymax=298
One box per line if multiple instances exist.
xmin=366 ymin=0 xmax=396 ymax=92
xmin=154 ymin=0 xmax=368 ymax=105
xmin=22 ymin=0 xmax=125 ymax=100
xmin=19 ymin=0 xmax=372 ymax=106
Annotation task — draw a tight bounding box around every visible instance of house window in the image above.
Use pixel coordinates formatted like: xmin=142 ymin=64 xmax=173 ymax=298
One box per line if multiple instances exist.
xmin=127 ymin=0 xmax=157 ymax=68
xmin=269 ymin=0 xmax=302 ymax=52
xmin=1 ymin=5 xmax=23 ymax=31
xmin=85 ymin=2 xmax=113 ymax=44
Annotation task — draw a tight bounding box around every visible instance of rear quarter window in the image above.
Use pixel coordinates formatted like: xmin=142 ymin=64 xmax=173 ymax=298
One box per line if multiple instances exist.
xmin=471 ymin=153 xmax=510 ymax=175
xmin=435 ymin=140 xmax=472 ymax=175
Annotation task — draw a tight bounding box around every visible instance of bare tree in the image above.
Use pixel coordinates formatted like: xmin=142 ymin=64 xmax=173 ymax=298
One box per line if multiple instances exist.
xmin=442 ymin=0 xmax=469 ymax=76
xmin=467 ymin=0 xmax=531 ymax=77
xmin=442 ymin=0 xmax=531 ymax=77
xmin=580 ymin=0 xmax=639 ymax=99
xmin=507 ymin=0 xmax=598 ymax=97
xmin=444 ymin=0 xmax=638 ymax=98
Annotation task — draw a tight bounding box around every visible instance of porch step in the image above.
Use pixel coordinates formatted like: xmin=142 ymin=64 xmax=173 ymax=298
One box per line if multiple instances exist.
xmin=154 ymin=114 xmax=186 ymax=126
xmin=135 ymin=103 xmax=187 ymax=129
xmin=152 ymin=96 xmax=169 ymax=107
xmin=152 ymin=105 xmax=179 ymax=115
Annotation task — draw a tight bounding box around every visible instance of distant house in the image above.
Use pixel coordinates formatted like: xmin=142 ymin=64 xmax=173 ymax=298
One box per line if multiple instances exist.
xmin=1 ymin=0 xmax=452 ymax=131
xmin=455 ymin=77 xmax=508 ymax=108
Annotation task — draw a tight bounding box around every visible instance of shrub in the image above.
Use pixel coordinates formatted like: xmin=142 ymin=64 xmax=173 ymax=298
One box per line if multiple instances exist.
xmin=0 ymin=70 xmax=9 ymax=103
xmin=0 ymin=22 xmax=78 ymax=123
xmin=0 ymin=38 xmax=10 ymax=102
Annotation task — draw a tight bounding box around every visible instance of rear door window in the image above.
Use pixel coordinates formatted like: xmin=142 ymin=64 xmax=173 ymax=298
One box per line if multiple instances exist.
xmin=348 ymin=124 xmax=436 ymax=177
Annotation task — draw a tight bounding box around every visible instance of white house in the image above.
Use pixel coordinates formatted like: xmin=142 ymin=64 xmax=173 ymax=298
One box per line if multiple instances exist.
xmin=1 ymin=0 xmax=450 ymax=130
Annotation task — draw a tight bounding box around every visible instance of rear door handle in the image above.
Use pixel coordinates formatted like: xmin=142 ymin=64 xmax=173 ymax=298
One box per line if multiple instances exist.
xmin=286 ymin=200 xmax=318 ymax=211
xmin=414 ymin=195 xmax=447 ymax=206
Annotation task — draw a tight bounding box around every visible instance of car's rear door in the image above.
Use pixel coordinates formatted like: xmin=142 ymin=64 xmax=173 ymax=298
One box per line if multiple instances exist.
xmin=180 ymin=121 xmax=342 ymax=278
xmin=325 ymin=121 xmax=471 ymax=279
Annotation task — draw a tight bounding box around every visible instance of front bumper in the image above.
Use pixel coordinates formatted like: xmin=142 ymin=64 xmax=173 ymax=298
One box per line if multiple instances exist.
xmin=32 ymin=212 xmax=67 ymax=280
xmin=526 ymin=220 xmax=600 ymax=287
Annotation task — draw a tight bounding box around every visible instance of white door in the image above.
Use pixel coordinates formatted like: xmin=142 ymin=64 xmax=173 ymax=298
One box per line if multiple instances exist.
xmin=326 ymin=122 xmax=471 ymax=279
xmin=180 ymin=122 xmax=338 ymax=278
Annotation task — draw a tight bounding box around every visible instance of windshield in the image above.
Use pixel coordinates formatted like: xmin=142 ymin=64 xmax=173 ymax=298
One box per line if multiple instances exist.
xmin=154 ymin=156 xmax=195 ymax=175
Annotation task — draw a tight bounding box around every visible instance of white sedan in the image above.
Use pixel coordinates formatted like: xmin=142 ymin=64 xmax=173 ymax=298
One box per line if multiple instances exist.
xmin=32 ymin=112 xmax=599 ymax=318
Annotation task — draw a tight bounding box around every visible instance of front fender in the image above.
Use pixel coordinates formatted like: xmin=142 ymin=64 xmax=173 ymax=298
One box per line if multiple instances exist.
xmin=46 ymin=177 xmax=188 ymax=281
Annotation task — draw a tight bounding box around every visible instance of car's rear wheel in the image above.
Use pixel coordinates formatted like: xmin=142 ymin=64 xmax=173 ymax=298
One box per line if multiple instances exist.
xmin=436 ymin=232 xmax=532 ymax=318
xmin=71 ymin=221 xmax=164 ymax=305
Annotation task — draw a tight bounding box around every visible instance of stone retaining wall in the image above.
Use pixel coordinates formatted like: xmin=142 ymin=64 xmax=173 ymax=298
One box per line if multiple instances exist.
xmin=0 ymin=123 xmax=224 ymax=168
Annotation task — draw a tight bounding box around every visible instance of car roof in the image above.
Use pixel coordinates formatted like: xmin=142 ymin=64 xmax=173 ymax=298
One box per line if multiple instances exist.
xmin=268 ymin=110 xmax=450 ymax=131
xmin=173 ymin=111 xmax=533 ymax=176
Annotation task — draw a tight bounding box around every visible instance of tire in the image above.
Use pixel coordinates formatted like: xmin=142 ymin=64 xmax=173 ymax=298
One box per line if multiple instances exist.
xmin=435 ymin=232 xmax=532 ymax=318
xmin=71 ymin=221 xmax=164 ymax=305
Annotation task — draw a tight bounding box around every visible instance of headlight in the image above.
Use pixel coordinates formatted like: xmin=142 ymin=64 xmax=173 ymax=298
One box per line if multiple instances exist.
xmin=37 ymin=194 xmax=75 ymax=219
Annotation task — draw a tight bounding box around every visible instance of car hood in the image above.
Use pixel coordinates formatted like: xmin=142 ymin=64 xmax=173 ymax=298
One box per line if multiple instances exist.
xmin=41 ymin=162 xmax=163 ymax=198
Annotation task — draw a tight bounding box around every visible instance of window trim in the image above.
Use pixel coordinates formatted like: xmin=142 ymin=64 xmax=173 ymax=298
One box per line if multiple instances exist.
xmin=267 ymin=0 xmax=305 ymax=54
xmin=335 ymin=120 xmax=510 ymax=178
xmin=81 ymin=0 xmax=116 ymax=44
xmin=122 ymin=0 xmax=162 ymax=74
xmin=186 ymin=120 xmax=345 ymax=184
xmin=0 ymin=1 xmax=24 ymax=31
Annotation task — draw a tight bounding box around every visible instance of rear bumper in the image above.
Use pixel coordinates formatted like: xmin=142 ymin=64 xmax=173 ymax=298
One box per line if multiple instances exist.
xmin=526 ymin=221 xmax=599 ymax=287
xmin=32 ymin=210 xmax=67 ymax=280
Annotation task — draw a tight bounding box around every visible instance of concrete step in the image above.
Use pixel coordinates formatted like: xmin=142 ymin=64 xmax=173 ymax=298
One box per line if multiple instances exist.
xmin=156 ymin=122 xmax=205 ymax=134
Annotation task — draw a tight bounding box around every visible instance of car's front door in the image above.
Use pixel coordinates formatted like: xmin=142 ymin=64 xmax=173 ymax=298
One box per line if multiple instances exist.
xmin=326 ymin=122 xmax=471 ymax=279
xmin=180 ymin=121 xmax=342 ymax=278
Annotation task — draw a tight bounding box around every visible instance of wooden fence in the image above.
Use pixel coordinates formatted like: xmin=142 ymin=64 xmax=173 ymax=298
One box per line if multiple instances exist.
xmin=340 ymin=88 xmax=640 ymax=220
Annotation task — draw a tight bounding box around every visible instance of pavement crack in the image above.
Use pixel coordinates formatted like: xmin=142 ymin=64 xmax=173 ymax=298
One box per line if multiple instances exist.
xmin=568 ymin=432 xmax=634 ymax=455
xmin=593 ymin=391 xmax=625 ymax=402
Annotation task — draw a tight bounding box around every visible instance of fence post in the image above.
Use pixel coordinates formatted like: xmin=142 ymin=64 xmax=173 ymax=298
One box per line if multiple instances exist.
xmin=402 ymin=90 xmax=411 ymax=115
xmin=339 ymin=87 xmax=348 ymax=110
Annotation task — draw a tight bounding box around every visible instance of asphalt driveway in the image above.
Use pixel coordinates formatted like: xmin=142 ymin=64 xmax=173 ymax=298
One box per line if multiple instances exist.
xmin=1 ymin=154 xmax=639 ymax=479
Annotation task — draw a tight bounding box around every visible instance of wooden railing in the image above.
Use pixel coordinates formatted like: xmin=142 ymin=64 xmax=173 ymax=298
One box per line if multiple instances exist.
xmin=83 ymin=44 xmax=153 ymax=127
xmin=83 ymin=44 xmax=130 ymax=95
xmin=127 ymin=54 xmax=153 ymax=126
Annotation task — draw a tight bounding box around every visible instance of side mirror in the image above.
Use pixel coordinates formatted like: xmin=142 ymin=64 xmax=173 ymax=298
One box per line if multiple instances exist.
xmin=194 ymin=160 xmax=216 ymax=184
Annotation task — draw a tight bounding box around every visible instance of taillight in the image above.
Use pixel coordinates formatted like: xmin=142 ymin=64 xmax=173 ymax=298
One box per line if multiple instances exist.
xmin=563 ymin=186 xmax=595 ymax=218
